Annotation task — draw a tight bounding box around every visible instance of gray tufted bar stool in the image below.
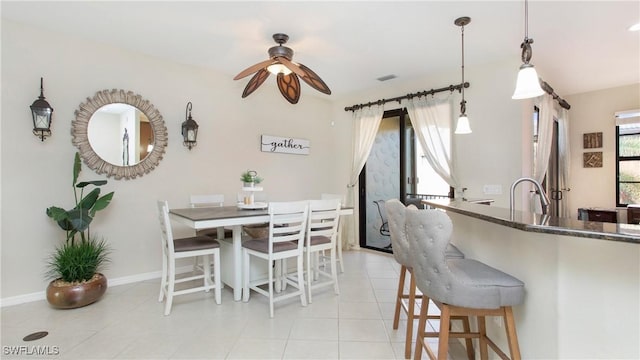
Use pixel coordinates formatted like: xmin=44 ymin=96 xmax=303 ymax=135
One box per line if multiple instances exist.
xmin=386 ymin=199 xmax=472 ymax=359
xmin=405 ymin=206 xmax=525 ymax=360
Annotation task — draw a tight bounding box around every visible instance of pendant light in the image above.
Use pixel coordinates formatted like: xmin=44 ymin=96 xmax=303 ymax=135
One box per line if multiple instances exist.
xmin=512 ymin=0 xmax=544 ymax=99
xmin=454 ymin=17 xmax=472 ymax=134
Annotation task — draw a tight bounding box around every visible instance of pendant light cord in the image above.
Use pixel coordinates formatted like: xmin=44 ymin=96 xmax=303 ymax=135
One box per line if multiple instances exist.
xmin=460 ymin=22 xmax=466 ymax=115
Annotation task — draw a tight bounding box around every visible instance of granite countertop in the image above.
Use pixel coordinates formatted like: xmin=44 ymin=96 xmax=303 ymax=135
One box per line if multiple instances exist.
xmin=422 ymin=199 xmax=640 ymax=245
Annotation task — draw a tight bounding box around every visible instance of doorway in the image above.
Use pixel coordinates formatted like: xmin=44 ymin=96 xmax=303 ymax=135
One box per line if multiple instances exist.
xmin=358 ymin=109 xmax=450 ymax=252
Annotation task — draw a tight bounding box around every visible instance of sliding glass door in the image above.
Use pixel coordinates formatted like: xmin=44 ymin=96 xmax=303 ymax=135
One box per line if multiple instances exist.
xmin=358 ymin=109 xmax=450 ymax=252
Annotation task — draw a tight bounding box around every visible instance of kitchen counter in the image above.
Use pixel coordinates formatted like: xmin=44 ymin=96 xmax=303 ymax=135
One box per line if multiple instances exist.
xmin=420 ymin=198 xmax=639 ymax=359
xmin=423 ymin=198 xmax=640 ymax=244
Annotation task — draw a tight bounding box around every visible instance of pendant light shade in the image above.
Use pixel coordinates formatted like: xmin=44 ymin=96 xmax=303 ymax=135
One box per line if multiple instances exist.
xmin=455 ymin=115 xmax=472 ymax=134
xmin=512 ymin=63 xmax=544 ymax=99
xmin=512 ymin=0 xmax=544 ymax=99
xmin=454 ymin=16 xmax=471 ymax=134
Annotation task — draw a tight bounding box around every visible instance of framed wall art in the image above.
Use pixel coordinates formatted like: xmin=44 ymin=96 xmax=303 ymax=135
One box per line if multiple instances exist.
xmin=583 ymin=132 xmax=603 ymax=149
xmin=583 ymin=151 xmax=603 ymax=168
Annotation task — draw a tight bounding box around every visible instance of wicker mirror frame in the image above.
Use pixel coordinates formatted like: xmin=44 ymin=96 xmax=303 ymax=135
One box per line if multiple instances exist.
xmin=72 ymin=89 xmax=168 ymax=180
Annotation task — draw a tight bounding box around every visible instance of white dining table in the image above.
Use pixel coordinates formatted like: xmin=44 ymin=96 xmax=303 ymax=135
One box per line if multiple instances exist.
xmin=169 ymin=205 xmax=353 ymax=301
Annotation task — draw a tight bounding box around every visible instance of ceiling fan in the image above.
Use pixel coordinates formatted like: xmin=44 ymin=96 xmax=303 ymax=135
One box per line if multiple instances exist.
xmin=233 ymin=33 xmax=331 ymax=104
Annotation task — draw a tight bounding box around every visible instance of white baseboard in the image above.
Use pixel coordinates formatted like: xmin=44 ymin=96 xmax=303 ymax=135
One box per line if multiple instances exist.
xmin=0 ymin=266 xmax=192 ymax=308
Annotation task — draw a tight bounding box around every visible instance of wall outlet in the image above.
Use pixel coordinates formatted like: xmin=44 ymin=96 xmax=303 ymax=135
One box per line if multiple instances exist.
xmin=493 ymin=316 xmax=502 ymax=328
xmin=483 ymin=184 xmax=503 ymax=195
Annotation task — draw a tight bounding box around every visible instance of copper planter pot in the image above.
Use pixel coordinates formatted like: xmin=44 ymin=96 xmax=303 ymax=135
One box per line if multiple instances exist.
xmin=46 ymin=273 xmax=107 ymax=309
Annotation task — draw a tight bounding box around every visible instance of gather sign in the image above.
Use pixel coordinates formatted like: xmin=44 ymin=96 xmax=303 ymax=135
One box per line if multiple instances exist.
xmin=261 ymin=135 xmax=310 ymax=155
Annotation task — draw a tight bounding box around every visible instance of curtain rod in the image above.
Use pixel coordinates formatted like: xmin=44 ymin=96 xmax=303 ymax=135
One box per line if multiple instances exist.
xmin=343 ymin=82 xmax=469 ymax=112
xmin=540 ymin=79 xmax=571 ymax=110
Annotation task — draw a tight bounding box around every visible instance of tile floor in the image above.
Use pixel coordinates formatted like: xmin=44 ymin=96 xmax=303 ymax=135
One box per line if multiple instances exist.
xmin=1 ymin=250 xmax=468 ymax=359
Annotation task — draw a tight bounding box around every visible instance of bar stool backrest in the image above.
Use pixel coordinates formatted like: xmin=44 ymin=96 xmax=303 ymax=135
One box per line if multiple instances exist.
xmin=385 ymin=199 xmax=412 ymax=267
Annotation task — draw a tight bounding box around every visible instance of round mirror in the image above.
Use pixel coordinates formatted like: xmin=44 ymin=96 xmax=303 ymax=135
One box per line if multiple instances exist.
xmin=72 ymin=89 xmax=168 ymax=180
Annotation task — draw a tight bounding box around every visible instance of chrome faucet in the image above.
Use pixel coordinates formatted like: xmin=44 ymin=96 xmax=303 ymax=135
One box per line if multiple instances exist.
xmin=509 ymin=177 xmax=550 ymax=215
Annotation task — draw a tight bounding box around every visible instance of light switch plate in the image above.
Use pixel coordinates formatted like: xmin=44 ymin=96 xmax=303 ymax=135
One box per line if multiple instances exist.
xmin=483 ymin=184 xmax=502 ymax=195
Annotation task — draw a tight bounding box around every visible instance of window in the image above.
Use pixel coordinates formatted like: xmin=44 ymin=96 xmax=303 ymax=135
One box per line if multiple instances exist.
xmin=616 ymin=110 xmax=640 ymax=206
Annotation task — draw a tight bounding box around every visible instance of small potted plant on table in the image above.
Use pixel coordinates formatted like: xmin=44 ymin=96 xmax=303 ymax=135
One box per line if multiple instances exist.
xmin=45 ymin=152 xmax=114 ymax=309
xmin=240 ymin=170 xmax=262 ymax=188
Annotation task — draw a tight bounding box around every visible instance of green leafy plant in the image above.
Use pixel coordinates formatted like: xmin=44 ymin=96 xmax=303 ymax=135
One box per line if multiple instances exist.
xmin=47 ymin=237 xmax=110 ymax=283
xmin=45 ymin=152 xmax=114 ymax=282
xmin=240 ymin=170 xmax=263 ymax=184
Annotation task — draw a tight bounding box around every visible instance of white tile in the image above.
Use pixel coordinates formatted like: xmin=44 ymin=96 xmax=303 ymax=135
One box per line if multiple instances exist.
xmin=339 ymin=340 xmax=396 ymax=359
xmin=226 ymin=338 xmax=287 ymax=359
xmin=338 ymin=319 xmax=389 ymax=342
xmin=0 ymin=250 xmax=465 ymax=360
xmin=283 ymin=339 xmax=339 ymax=359
xmin=339 ymin=301 xmax=382 ymax=319
xmin=289 ymin=318 xmax=338 ymax=341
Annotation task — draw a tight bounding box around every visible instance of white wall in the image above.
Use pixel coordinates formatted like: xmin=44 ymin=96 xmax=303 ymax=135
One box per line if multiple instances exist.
xmin=0 ymin=20 xmax=345 ymax=300
xmin=566 ymin=83 xmax=640 ymax=214
xmin=332 ymin=58 xmax=526 ymax=209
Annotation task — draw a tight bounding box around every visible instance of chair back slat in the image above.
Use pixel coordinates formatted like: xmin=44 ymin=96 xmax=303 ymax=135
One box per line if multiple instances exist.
xmin=157 ymin=200 xmax=175 ymax=254
xmin=268 ymin=201 xmax=309 ymax=248
xmin=308 ymin=199 xmax=341 ymax=241
xmin=190 ymin=194 xmax=225 ymax=208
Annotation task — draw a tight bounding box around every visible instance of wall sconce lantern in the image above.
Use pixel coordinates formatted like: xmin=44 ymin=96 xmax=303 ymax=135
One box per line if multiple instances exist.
xmin=181 ymin=102 xmax=199 ymax=150
xmin=30 ymin=77 xmax=54 ymax=141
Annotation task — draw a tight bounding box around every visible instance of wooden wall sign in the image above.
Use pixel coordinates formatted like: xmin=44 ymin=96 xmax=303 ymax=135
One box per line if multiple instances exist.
xmin=261 ymin=135 xmax=310 ymax=155
xmin=583 ymin=151 xmax=603 ymax=168
xmin=583 ymin=132 xmax=603 ymax=149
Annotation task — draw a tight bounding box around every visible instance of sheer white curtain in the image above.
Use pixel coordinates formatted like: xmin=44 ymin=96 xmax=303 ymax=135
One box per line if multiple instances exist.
xmin=533 ymin=93 xmax=555 ymax=183
xmin=557 ymin=107 xmax=571 ymax=218
xmin=345 ymin=104 xmax=385 ymax=249
xmin=530 ymin=93 xmax=555 ymax=212
xmin=405 ymin=95 xmax=459 ymax=189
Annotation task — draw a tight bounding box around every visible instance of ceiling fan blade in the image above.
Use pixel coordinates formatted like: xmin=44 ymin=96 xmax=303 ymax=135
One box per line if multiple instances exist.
xmin=277 ymin=73 xmax=301 ymax=104
xmin=234 ymin=59 xmax=274 ymax=80
xmin=278 ymin=57 xmax=331 ymax=95
xmin=242 ymin=69 xmax=270 ymax=98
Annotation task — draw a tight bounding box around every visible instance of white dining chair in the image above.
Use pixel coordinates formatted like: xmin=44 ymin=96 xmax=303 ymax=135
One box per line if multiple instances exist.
xmin=242 ymin=201 xmax=309 ymax=318
xmin=320 ymin=193 xmax=346 ymax=273
xmin=305 ymin=198 xmax=341 ymax=303
xmin=157 ymin=200 xmax=221 ymax=315
xmin=189 ymin=194 xmax=230 ymax=273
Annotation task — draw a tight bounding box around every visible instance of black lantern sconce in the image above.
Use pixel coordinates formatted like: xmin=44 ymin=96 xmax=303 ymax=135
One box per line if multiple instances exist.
xmin=181 ymin=102 xmax=199 ymax=150
xmin=30 ymin=77 xmax=54 ymax=141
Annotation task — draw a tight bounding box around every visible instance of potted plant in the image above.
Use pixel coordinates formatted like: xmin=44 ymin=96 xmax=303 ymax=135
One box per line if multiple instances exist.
xmin=45 ymin=152 xmax=114 ymax=309
xmin=240 ymin=170 xmax=262 ymax=187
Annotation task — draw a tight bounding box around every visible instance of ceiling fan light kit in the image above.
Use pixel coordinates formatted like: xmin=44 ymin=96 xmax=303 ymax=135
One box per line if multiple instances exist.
xmin=234 ymin=33 xmax=331 ymax=104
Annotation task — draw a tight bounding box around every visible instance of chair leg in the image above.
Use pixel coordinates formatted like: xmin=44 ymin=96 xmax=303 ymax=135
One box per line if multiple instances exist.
xmin=503 ymin=306 xmax=522 ymax=360
xmin=268 ymin=259 xmax=275 ymax=318
xmin=158 ymin=252 xmax=168 ymax=302
xmin=337 ymin=226 xmax=344 ymax=273
xmin=164 ymin=261 xmax=176 ymax=316
xmin=478 ymin=316 xmax=489 ymax=360
xmin=213 ymin=251 xmax=221 ymax=305
xmin=404 ymin=271 xmax=416 ymax=359
xmin=306 ymin=249 xmax=313 ymax=304
xmin=297 ymin=253 xmax=307 ymax=307
xmin=414 ymin=295 xmax=430 ymax=360
xmin=330 ymin=247 xmax=339 ymax=295
xmin=202 ymin=255 xmax=212 ymax=292
xmin=437 ymin=304 xmax=451 ymax=360
xmin=242 ymin=250 xmax=250 ymax=302
xmin=393 ymin=265 xmax=408 ymax=330
xmin=462 ymin=315 xmax=475 ymax=360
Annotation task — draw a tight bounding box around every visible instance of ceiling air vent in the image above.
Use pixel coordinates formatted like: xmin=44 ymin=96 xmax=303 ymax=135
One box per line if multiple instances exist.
xmin=377 ymin=74 xmax=397 ymax=82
